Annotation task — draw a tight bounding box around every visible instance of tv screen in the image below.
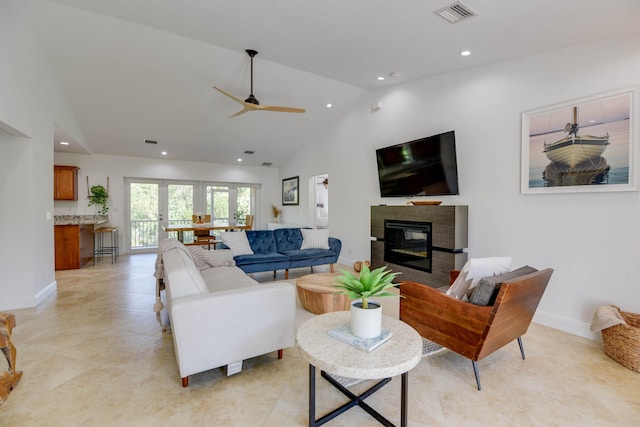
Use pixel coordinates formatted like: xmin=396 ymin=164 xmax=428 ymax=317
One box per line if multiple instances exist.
xmin=376 ymin=130 xmax=459 ymax=197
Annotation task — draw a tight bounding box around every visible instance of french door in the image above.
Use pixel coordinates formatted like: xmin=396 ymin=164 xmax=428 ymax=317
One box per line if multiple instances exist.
xmin=207 ymin=185 xmax=254 ymax=226
xmin=126 ymin=179 xmax=256 ymax=253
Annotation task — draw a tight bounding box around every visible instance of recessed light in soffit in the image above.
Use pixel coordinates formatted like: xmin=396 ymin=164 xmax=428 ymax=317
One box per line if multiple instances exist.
xmin=434 ymin=1 xmax=478 ymax=24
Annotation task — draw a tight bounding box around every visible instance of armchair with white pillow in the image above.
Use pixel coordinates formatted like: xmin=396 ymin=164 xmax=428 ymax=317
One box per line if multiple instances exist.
xmin=400 ymin=257 xmax=553 ymax=390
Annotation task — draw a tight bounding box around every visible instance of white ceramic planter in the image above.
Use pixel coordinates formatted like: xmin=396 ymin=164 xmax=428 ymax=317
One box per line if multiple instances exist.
xmin=350 ymin=299 xmax=382 ymax=339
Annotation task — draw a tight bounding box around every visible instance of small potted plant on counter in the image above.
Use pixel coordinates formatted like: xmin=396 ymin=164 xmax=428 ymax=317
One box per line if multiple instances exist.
xmin=333 ymin=263 xmax=400 ymax=339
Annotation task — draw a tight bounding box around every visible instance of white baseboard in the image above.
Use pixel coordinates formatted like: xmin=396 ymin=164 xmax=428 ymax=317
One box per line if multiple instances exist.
xmin=0 ymin=281 xmax=57 ymax=311
xmin=36 ymin=280 xmax=57 ymax=305
xmin=533 ymin=310 xmax=600 ymax=341
xmin=338 ymin=256 xmax=358 ymax=267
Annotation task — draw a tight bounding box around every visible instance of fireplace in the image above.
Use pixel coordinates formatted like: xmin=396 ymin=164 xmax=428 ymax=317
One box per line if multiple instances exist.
xmin=371 ymin=205 xmax=468 ymax=286
xmin=384 ymin=220 xmax=432 ymax=273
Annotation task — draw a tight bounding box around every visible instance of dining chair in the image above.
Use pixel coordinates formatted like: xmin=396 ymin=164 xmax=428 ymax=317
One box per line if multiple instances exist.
xmin=244 ymin=214 xmax=255 ymax=230
xmin=191 ymin=214 xmax=217 ymax=249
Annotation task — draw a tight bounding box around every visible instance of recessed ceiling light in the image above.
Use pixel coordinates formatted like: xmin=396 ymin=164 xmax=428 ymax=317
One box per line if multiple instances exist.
xmin=161 ymin=151 xmax=167 ymax=156
xmin=326 ymin=103 xmax=332 ymax=108
xmin=237 ymin=158 xmax=242 ymax=162
xmin=377 ymin=76 xmax=385 ymax=81
xmin=59 ymin=141 xmax=70 ymax=145
xmin=389 ymin=72 xmax=400 ymax=78
xmin=460 ymin=50 xmax=471 ymax=56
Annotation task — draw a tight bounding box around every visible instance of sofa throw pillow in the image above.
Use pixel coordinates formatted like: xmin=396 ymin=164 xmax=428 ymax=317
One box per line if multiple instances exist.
xmin=445 ymin=270 xmax=472 ymax=300
xmin=164 ymin=247 xmax=209 ymax=298
xmin=469 ymin=265 xmax=538 ymax=306
xmin=300 ymin=228 xmax=330 ymax=250
xmin=464 ymin=256 xmax=513 ymax=288
xmin=220 ymin=232 xmax=254 ymax=256
xmin=187 ymin=246 xmax=236 ymax=270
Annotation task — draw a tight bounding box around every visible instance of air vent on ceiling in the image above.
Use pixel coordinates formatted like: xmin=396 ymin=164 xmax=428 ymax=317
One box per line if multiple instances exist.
xmin=434 ymin=1 xmax=478 ymax=23
xmin=244 ymin=150 xmax=255 ymax=155
xmin=261 ymin=162 xmax=273 ymax=167
xmin=144 ymin=139 xmax=158 ymax=144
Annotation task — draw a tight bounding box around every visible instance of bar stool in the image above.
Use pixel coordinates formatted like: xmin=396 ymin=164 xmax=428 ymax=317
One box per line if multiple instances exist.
xmin=94 ymin=226 xmax=119 ymax=264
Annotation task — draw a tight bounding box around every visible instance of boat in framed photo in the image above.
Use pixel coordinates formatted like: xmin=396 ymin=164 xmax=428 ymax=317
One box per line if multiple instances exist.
xmin=542 ymin=106 xmax=609 ymax=168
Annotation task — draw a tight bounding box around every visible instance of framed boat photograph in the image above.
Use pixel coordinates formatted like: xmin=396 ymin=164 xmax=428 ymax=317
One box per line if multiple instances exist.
xmin=282 ymin=176 xmax=299 ymax=205
xmin=521 ymin=88 xmax=637 ymax=194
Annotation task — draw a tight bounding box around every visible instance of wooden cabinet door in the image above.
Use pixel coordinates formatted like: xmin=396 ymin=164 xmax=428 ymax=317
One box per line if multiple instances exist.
xmin=55 ymin=225 xmax=80 ymax=270
xmin=54 ymin=166 xmax=78 ymax=200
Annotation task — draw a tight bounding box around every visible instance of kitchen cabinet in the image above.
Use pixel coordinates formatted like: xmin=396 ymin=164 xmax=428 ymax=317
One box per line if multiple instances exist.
xmin=54 ymin=165 xmax=79 ymax=201
xmin=54 ymin=224 xmax=94 ymax=270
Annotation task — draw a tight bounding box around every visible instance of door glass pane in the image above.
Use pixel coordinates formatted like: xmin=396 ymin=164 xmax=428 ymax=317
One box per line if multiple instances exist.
xmin=208 ymin=186 xmax=229 ymax=225
xmin=168 ymin=184 xmax=193 ymax=226
xmin=236 ymin=186 xmax=252 ymax=225
xmin=130 ymin=183 xmax=159 ymax=249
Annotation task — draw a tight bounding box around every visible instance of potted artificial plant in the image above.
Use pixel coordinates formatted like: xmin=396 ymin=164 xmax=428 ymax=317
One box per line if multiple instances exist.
xmin=88 ymin=184 xmax=109 ymax=214
xmin=333 ymin=264 xmax=400 ymax=339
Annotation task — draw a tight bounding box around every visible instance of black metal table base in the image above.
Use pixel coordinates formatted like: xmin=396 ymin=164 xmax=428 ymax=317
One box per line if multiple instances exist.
xmin=308 ymin=365 xmax=408 ymax=427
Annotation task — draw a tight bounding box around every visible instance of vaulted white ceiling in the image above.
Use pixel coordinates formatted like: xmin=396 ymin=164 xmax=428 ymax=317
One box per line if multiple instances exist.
xmin=33 ymin=0 xmax=640 ymax=167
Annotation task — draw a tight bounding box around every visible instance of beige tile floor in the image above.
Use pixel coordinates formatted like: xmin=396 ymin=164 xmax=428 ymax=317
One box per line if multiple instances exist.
xmin=1 ymin=253 xmax=639 ymax=426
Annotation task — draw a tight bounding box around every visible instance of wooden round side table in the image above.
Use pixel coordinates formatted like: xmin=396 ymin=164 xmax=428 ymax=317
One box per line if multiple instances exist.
xmin=296 ymin=273 xmax=351 ymax=314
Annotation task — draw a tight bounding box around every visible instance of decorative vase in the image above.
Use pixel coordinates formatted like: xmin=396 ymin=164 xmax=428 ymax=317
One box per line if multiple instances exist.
xmin=353 ymin=260 xmax=371 ymax=273
xmin=350 ymin=299 xmax=382 ymax=339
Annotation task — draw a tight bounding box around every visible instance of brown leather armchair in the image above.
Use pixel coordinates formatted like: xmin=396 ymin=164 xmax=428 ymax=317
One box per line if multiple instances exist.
xmin=400 ymin=268 xmax=553 ymax=390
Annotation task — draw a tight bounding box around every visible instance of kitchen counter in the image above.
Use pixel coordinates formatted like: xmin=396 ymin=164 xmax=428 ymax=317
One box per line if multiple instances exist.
xmin=54 ymin=215 xmax=109 ymax=270
xmin=54 ymin=215 xmax=108 ymax=225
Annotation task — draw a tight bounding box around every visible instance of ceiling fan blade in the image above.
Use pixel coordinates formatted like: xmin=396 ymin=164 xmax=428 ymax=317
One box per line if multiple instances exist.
xmin=213 ymin=86 xmax=261 ymax=117
xmin=213 ymin=86 xmax=245 ymax=105
xmin=259 ymin=105 xmax=306 ymax=114
xmin=228 ymin=106 xmax=253 ymax=118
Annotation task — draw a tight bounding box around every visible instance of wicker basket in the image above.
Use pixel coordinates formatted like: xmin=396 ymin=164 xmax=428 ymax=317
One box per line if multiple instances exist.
xmin=601 ymin=306 xmax=640 ymax=373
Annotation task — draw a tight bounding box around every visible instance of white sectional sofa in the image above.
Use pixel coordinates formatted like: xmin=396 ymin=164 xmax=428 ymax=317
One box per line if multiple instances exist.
xmin=157 ymin=240 xmax=296 ymax=387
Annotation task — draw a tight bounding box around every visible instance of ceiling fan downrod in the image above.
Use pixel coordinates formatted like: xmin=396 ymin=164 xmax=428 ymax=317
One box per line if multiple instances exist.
xmin=244 ymin=49 xmax=259 ymax=105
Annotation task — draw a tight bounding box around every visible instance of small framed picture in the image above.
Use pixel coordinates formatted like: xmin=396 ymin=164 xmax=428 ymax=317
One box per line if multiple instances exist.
xmin=282 ymin=176 xmax=299 ymax=205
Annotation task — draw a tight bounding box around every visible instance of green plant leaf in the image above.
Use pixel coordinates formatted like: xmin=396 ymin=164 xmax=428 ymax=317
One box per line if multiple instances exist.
xmin=332 ymin=264 xmax=400 ymax=302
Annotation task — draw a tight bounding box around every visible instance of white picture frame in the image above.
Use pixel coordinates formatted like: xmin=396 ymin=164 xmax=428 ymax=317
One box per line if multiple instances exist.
xmin=521 ymin=88 xmax=637 ymax=194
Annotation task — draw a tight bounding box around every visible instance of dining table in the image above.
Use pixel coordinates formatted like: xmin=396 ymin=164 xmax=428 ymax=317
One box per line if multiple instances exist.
xmin=163 ymin=223 xmax=249 ymax=243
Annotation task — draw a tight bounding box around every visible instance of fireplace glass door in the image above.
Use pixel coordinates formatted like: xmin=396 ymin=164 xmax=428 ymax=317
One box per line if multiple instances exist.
xmin=384 ymin=220 xmax=432 ymax=272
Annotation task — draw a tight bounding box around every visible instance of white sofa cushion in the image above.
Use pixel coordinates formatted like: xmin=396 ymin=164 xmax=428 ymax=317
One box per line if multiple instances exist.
xmin=300 ymin=228 xmax=330 ymax=249
xmin=163 ymin=248 xmax=209 ymax=299
xmin=221 ymin=232 xmax=254 ymax=256
xmin=200 ymin=266 xmax=258 ymax=292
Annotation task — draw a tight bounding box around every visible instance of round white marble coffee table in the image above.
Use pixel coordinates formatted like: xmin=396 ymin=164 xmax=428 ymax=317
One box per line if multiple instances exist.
xmin=297 ymin=311 xmax=422 ymax=427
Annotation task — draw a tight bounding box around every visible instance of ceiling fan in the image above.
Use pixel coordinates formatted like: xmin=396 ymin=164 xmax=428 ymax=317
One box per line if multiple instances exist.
xmin=213 ymin=49 xmax=306 ymax=118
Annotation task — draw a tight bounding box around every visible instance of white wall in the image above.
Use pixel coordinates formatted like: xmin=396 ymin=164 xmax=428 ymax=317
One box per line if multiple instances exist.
xmin=3 ymin=0 xmax=639 ymax=336
xmin=0 ymin=1 xmax=87 ymax=310
xmin=284 ymin=35 xmax=640 ymax=339
xmin=54 ymin=152 xmax=282 ymax=249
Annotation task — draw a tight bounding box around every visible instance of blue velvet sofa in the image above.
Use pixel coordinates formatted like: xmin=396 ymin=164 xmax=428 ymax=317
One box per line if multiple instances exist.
xmin=219 ymin=228 xmax=341 ymax=279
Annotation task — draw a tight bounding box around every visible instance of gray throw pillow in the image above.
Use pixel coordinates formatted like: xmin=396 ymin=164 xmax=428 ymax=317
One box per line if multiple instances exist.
xmin=469 ymin=266 xmax=538 ymax=306
xmin=187 ymin=246 xmax=236 ymax=270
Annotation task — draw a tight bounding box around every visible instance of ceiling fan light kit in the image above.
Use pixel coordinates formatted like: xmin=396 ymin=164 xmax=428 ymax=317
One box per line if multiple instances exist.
xmin=213 ymin=49 xmax=305 ymax=118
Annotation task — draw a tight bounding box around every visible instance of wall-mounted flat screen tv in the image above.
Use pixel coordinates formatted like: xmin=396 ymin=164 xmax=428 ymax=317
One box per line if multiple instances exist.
xmin=376 ymin=130 xmax=459 ymax=197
